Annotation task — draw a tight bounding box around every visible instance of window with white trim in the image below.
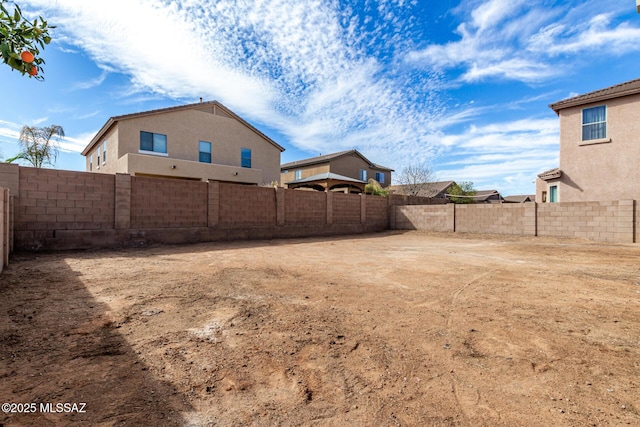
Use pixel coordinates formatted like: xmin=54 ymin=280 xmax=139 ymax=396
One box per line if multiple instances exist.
xmin=360 ymin=169 xmax=367 ymax=181
xmin=582 ymin=105 xmax=606 ymax=141
xmin=375 ymin=172 xmax=385 ymax=184
xmin=294 ymin=170 xmax=302 ymax=180
xmin=102 ymin=140 xmax=107 ymax=164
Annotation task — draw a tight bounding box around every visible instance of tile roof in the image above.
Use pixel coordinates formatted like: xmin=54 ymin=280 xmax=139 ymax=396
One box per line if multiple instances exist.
xmin=549 ymin=78 xmax=640 ymax=113
xmin=503 ymin=195 xmax=535 ymax=203
xmin=388 ymin=180 xmax=455 ymax=197
xmin=285 ymin=172 xmax=366 ymax=185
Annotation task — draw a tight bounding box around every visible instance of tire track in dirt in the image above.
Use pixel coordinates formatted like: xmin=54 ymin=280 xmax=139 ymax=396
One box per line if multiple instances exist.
xmin=445 ymin=270 xmax=498 ymax=424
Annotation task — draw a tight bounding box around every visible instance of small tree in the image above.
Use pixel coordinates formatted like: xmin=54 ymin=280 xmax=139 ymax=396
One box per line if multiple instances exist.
xmin=364 ymin=178 xmax=387 ymax=196
xmin=395 ymin=164 xmax=437 ymax=196
xmin=5 ymin=124 xmax=64 ymax=167
xmin=0 ymin=0 xmax=53 ymax=79
xmin=447 ymin=181 xmax=477 ymax=204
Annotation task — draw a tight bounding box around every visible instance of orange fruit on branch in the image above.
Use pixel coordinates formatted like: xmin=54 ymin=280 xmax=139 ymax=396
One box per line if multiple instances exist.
xmin=21 ymin=51 xmax=35 ymax=63
xmin=28 ymin=65 xmax=38 ymax=76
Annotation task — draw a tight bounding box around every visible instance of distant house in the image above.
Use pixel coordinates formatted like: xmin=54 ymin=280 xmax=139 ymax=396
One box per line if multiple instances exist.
xmin=281 ymin=150 xmax=393 ymax=193
xmin=388 ymin=180 xmax=456 ymax=198
xmin=503 ymin=195 xmax=535 ymax=203
xmin=81 ymin=101 xmax=285 ymax=185
xmin=537 ymin=78 xmax=640 ymax=202
xmin=473 ymin=190 xmax=504 ymax=204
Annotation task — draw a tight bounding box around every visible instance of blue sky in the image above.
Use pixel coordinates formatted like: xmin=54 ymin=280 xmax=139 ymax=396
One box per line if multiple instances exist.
xmin=1 ymin=0 xmax=639 ymax=196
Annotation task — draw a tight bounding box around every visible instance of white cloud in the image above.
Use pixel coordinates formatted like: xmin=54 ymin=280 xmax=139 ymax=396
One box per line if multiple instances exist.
xmin=406 ymin=1 xmax=640 ymax=83
xmin=528 ymin=14 xmax=640 ymax=56
xmin=433 ymin=117 xmax=559 ymax=194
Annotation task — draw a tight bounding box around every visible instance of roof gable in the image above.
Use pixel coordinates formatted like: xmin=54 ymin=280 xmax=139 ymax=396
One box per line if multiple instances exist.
xmin=281 ymin=149 xmax=394 ymax=172
xmin=549 ymin=78 xmax=640 ymax=113
xmin=81 ymin=100 xmax=284 ymax=155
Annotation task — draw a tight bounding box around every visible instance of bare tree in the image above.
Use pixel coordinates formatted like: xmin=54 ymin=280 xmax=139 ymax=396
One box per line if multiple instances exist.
xmin=394 ymin=164 xmax=437 ymax=196
xmin=5 ymin=124 xmax=64 ymax=167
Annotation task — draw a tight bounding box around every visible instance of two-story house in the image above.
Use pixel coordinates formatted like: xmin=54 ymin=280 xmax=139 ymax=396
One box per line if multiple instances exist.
xmin=537 ymin=78 xmax=640 ymax=202
xmin=280 ymin=150 xmax=393 ymax=193
xmin=81 ymin=101 xmax=285 ymax=185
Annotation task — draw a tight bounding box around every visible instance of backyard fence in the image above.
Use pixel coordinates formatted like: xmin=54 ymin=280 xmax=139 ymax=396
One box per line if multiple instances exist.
xmin=392 ymin=201 xmax=639 ymax=243
xmin=0 ymin=164 xmax=417 ymax=252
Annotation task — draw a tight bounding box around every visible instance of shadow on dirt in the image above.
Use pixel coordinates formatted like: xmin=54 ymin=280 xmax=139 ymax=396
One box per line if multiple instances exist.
xmin=0 ymin=253 xmax=192 ymax=426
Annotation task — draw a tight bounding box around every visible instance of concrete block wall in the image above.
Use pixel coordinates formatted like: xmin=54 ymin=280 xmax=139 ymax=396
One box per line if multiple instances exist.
xmin=393 ymin=204 xmax=454 ymax=232
xmin=332 ymin=193 xmax=362 ymax=224
xmin=130 ymin=176 xmax=207 ymax=228
xmin=456 ymin=203 xmax=535 ymax=235
xmin=537 ymin=200 xmax=634 ymax=243
xmin=219 ymin=183 xmax=277 ymax=226
xmin=393 ymin=201 xmax=636 ymax=243
xmin=365 ymin=195 xmax=390 ymax=227
xmin=14 ymin=168 xmax=115 ymax=249
xmin=0 ymin=164 xmax=428 ymax=253
xmin=284 ymin=189 xmax=326 ymax=225
xmin=388 ymin=194 xmax=446 ymax=206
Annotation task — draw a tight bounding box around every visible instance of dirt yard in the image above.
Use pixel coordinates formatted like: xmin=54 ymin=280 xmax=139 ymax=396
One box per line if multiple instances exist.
xmin=1 ymin=231 xmax=639 ymax=426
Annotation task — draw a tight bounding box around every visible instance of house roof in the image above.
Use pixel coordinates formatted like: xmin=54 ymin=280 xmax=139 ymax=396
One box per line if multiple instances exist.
xmin=549 ymin=77 xmax=640 ymax=113
xmin=285 ymin=172 xmax=366 ymax=185
xmin=473 ymin=190 xmax=503 ymax=201
xmin=503 ymin=195 xmax=535 ymax=203
xmin=81 ymin=100 xmax=285 ymax=155
xmin=280 ymin=149 xmax=394 ymax=172
xmin=389 ymin=180 xmax=455 ymax=197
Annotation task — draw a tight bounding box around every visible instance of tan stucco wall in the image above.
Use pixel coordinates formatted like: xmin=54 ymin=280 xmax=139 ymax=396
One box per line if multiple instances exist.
xmin=281 ymin=164 xmax=330 ymax=184
xmin=330 ymin=155 xmax=391 ymax=186
xmin=86 ymin=108 xmax=282 ymax=185
xmin=542 ymin=94 xmax=640 ymax=202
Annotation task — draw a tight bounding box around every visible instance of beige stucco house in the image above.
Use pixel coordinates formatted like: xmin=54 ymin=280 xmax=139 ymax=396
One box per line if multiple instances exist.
xmin=537 ymin=78 xmax=640 ymax=203
xmin=81 ymin=101 xmax=285 ymax=185
xmin=281 ymin=150 xmax=393 ymax=193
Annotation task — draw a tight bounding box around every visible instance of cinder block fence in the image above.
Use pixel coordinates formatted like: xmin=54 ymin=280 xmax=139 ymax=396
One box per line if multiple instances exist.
xmin=0 ymin=164 xmax=409 ymax=252
xmin=392 ymin=201 xmax=639 ymax=243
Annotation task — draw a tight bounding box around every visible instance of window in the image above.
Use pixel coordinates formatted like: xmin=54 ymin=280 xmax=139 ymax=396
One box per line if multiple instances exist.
xmin=140 ymin=131 xmax=167 ymax=154
xmin=102 ymin=140 xmax=107 ymax=164
xmin=294 ymin=170 xmax=302 ymax=180
xmin=89 ymin=154 xmax=92 ymax=171
xmin=199 ymin=141 xmax=212 ymax=163
xmin=241 ymin=148 xmax=251 ymax=168
xmin=360 ymin=169 xmax=367 ymax=181
xmin=549 ymin=185 xmax=558 ymax=203
xmin=97 ymin=147 xmax=101 ymax=167
xmin=582 ymin=106 xmax=606 ymax=141
xmin=375 ymin=172 xmax=385 ymax=184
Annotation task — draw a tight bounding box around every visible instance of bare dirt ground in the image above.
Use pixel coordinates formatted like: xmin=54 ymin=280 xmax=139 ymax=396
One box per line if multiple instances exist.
xmin=1 ymin=231 xmax=639 ymax=426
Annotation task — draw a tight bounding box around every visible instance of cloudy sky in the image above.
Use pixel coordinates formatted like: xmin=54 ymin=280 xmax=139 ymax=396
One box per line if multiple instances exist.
xmin=1 ymin=0 xmax=639 ymax=195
